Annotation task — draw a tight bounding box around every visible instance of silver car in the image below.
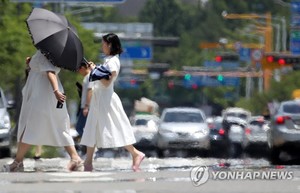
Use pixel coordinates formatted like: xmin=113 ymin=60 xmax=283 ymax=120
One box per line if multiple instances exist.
xmin=157 ymin=107 xmax=210 ymax=156
xmin=243 ymin=116 xmax=269 ymax=155
xmin=0 ymin=87 xmax=11 ymax=158
xmin=222 ymin=107 xmax=251 ymax=157
xmin=268 ymin=99 xmax=300 ymax=164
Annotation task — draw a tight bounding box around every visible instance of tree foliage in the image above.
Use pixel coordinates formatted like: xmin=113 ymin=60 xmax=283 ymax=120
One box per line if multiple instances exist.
xmin=0 ymin=2 xmax=99 ymax=102
xmin=0 ymin=0 xmax=296 ymax=116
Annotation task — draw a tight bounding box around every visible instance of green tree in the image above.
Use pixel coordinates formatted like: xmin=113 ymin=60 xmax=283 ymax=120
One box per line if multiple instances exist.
xmin=0 ymin=2 xmax=99 ymax=102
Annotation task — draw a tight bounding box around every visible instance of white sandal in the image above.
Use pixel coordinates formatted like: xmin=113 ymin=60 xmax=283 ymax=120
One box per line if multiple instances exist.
xmin=68 ymin=159 xmax=84 ymax=172
xmin=2 ymin=160 xmax=24 ymax=172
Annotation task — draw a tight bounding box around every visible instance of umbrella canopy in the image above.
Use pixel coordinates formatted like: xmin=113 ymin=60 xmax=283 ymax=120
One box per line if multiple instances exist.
xmin=26 ymin=8 xmax=84 ymax=71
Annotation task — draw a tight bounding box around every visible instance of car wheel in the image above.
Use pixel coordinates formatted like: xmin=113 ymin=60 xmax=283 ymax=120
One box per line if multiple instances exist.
xmin=157 ymin=148 xmax=165 ymax=158
xmin=270 ymin=147 xmax=281 ymax=165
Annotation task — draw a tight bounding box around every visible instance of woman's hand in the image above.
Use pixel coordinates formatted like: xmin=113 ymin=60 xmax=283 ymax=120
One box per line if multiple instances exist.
xmin=54 ymin=90 xmax=66 ymax=103
xmin=83 ymin=106 xmax=89 ymax=116
xmin=88 ymin=62 xmax=96 ymax=70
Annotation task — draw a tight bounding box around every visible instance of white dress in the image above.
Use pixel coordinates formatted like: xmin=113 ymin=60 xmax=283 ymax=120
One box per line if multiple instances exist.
xmin=18 ymin=50 xmax=75 ymax=146
xmin=80 ymin=55 xmax=136 ymax=148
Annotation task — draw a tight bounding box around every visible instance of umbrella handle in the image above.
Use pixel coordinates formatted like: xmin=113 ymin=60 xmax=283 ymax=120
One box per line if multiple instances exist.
xmin=83 ymin=57 xmax=89 ymax=65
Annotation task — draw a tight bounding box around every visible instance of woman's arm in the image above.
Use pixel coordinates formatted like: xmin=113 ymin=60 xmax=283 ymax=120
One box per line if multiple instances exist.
xmin=83 ymin=88 xmax=92 ymax=116
xmin=47 ymin=71 xmax=66 ymax=103
xmin=99 ymin=71 xmax=116 ymax=88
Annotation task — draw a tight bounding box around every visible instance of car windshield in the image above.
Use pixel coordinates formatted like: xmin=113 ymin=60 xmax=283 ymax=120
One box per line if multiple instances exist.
xmin=163 ymin=112 xmax=204 ymax=123
xmin=282 ymin=103 xmax=300 ymax=114
xmin=226 ymin=112 xmax=248 ymax=120
xmin=135 ymin=119 xmax=148 ymax=126
xmin=249 ymin=120 xmax=265 ymax=127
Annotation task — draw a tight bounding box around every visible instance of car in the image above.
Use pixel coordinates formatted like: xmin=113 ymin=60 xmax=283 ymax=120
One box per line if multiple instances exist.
xmin=268 ymin=99 xmax=300 ymax=164
xmin=157 ymin=107 xmax=210 ymax=157
xmin=132 ymin=114 xmax=160 ymax=154
xmin=0 ymin=87 xmax=12 ymax=158
xmin=242 ymin=116 xmax=269 ymax=156
xmin=222 ymin=107 xmax=251 ymax=157
xmin=207 ymin=116 xmax=230 ymax=158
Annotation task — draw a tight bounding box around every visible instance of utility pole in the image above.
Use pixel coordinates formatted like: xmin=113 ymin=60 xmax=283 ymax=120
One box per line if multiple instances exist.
xmin=222 ymin=11 xmax=273 ymax=52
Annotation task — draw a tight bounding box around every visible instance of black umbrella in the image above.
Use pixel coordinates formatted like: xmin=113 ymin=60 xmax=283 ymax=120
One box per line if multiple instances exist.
xmin=26 ymin=8 xmax=84 ymax=71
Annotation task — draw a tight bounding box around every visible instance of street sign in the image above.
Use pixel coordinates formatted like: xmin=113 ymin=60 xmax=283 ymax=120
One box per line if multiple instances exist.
xmin=251 ymin=49 xmax=263 ymax=62
xmin=121 ymin=46 xmax=152 ymax=60
xmin=239 ymin=47 xmax=251 ymax=62
xmin=290 ymin=1 xmax=300 ymax=55
xmin=12 ymin=0 xmax=126 ymax=3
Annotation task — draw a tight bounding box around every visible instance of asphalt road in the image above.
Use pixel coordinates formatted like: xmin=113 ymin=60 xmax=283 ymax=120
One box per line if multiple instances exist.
xmin=0 ymin=156 xmax=299 ymax=193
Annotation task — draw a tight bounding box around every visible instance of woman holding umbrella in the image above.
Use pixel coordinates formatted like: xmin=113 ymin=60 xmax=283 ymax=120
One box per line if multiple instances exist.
xmin=2 ymin=50 xmax=83 ymax=172
xmin=80 ymin=33 xmax=145 ymax=172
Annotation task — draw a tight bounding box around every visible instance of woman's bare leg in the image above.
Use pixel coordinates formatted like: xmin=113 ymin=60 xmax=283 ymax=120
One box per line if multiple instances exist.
xmin=34 ymin=145 xmax=42 ymax=159
xmin=84 ymin=146 xmax=95 ymax=165
xmin=124 ymin=145 xmax=145 ymax=171
xmin=15 ymin=142 xmax=31 ymax=163
xmin=82 ymin=146 xmax=95 ymax=171
xmin=64 ymin=145 xmax=82 ymax=161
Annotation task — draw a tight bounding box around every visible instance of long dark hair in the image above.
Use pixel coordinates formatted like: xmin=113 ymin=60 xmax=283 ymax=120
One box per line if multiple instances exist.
xmin=102 ymin=33 xmax=123 ymax=56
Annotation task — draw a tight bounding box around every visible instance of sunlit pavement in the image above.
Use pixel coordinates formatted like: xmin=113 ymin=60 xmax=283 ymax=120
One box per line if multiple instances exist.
xmin=0 ymin=157 xmax=300 ymax=193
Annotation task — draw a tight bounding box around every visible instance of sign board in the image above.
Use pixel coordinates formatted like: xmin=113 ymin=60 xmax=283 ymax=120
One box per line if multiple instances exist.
xmin=239 ymin=47 xmax=251 ymax=62
xmin=251 ymin=49 xmax=263 ymax=62
xmin=203 ymin=61 xmax=239 ymax=70
xmin=121 ymin=46 xmax=152 ymax=60
xmin=183 ymin=76 xmax=240 ymax=87
xmin=12 ymin=0 xmax=126 ymax=3
xmin=290 ymin=1 xmax=300 ymax=55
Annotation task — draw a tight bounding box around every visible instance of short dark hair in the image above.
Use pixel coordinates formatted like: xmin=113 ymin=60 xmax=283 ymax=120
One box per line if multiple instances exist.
xmin=102 ymin=33 xmax=123 ymax=55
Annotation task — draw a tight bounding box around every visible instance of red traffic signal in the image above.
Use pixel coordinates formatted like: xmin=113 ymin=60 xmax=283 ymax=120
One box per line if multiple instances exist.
xmin=266 ymin=55 xmax=274 ymax=63
xmin=215 ymin=53 xmax=239 ymax=62
xmin=215 ymin=56 xmax=222 ymax=62
xmin=265 ymin=53 xmax=300 ymax=65
xmin=168 ymin=80 xmax=175 ymax=89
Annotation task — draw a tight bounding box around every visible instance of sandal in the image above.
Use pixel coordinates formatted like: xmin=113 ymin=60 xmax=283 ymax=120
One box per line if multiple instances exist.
xmin=2 ymin=160 xmax=24 ymax=172
xmin=68 ymin=159 xmax=84 ymax=172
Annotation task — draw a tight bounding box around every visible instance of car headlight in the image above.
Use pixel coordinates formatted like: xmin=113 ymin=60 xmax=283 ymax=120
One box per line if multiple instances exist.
xmin=0 ymin=114 xmax=11 ymax=129
xmin=194 ymin=129 xmax=209 ymax=137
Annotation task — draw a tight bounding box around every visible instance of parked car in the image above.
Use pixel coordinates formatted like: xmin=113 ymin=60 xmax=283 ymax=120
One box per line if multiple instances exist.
xmin=268 ymin=99 xmax=300 ymax=164
xmin=0 ymin=87 xmax=12 ymax=158
xmin=207 ymin=116 xmax=230 ymax=158
xmin=242 ymin=116 xmax=269 ymax=156
xmin=222 ymin=107 xmax=251 ymax=157
xmin=157 ymin=107 xmax=210 ymax=157
xmin=132 ymin=114 xmax=160 ymax=151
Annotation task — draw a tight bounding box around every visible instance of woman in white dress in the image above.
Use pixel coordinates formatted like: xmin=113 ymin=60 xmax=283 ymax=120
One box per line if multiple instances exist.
xmin=80 ymin=33 xmax=145 ymax=172
xmin=3 ymin=50 xmax=83 ymax=172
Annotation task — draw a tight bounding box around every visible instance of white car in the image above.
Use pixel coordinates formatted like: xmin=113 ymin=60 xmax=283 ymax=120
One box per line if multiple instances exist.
xmin=0 ymin=87 xmax=11 ymax=158
xmin=157 ymin=107 xmax=210 ymax=157
xmin=132 ymin=114 xmax=160 ymax=150
xmin=222 ymin=107 xmax=251 ymax=157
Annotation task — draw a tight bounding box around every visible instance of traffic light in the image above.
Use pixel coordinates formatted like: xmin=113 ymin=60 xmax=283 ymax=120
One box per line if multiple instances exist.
xmin=265 ymin=53 xmax=300 ymax=66
xmin=215 ymin=53 xmax=239 ymax=62
xmin=217 ymin=74 xmax=224 ymax=82
xmin=191 ymin=83 xmax=198 ymax=90
xmin=168 ymin=80 xmax=175 ymax=89
xmin=130 ymin=79 xmax=137 ymax=85
xmin=184 ymin=73 xmax=192 ymax=81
